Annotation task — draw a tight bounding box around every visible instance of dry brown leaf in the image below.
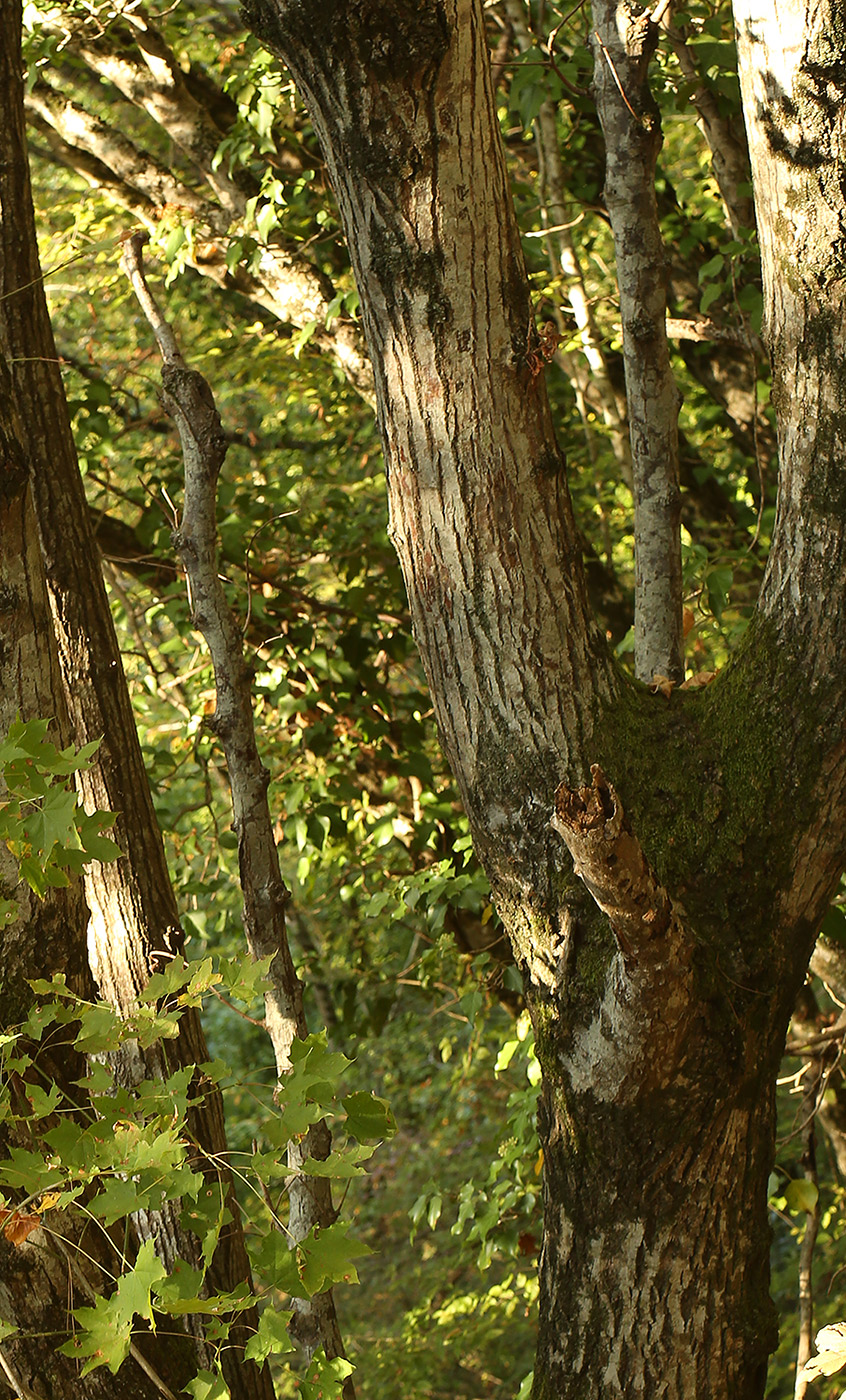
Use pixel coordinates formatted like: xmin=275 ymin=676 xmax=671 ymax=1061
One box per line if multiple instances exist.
xmin=680 ymin=669 xmax=718 ymax=691
xmin=649 ymin=674 xmax=675 ymax=698
xmin=799 ymin=1322 xmax=846 ymax=1382
xmin=683 ymin=607 xmax=696 ymax=637
xmin=0 ymin=1209 xmax=41 ymax=1247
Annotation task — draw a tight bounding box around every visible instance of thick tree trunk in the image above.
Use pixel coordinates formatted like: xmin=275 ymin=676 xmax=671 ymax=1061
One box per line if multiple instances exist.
xmin=226 ymin=1 xmax=846 ymax=1395
xmin=537 ymin=1080 xmax=775 ymax=1397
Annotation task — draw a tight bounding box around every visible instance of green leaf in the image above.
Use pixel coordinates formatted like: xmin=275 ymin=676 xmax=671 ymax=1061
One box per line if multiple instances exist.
xmin=298 ymin=1222 xmax=372 ymax=1294
xmin=251 ymin=1231 xmax=309 ymax=1297
xmin=243 ymin=1306 xmax=296 ymax=1362
xmin=698 ymin=253 xmax=725 ymax=283
xmin=184 ymin=1368 xmax=231 ymax=1400
xmin=785 ymin=1178 xmax=818 ymax=1214
xmin=29 ymin=785 xmax=78 ymax=856
xmin=292 ymin=320 xmax=318 ymax=359
xmin=299 ymin=1142 xmax=375 ymax=1178
xmin=73 ymin=1004 xmax=124 ymax=1054
xmin=342 ymin=1091 xmax=396 ymax=1142
xmin=298 ymin=1352 xmax=355 ymax=1400
xmin=699 ymin=282 xmax=722 ymax=315
xmin=0 ymin=1147 xmax=58 ymax=1193
xmin=182 ymin=1182 xmax=231 ymax=1267
xmin=89 ymin=1177 xmax=146 ymax=1225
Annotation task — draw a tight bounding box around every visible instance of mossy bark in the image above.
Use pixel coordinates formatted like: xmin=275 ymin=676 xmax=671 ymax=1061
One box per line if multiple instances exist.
xmin=241 ymin=0 xmax=846 ymax=1395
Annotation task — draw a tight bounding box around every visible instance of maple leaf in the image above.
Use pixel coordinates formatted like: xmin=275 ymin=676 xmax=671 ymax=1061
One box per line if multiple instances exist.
xmin=0 ymin=1209 xmax=41 ymax=1246
xmin=680 ymin=670 xmax=719 ymax=691
xmin=799 ymin=1322 xmax=846 ymax=1382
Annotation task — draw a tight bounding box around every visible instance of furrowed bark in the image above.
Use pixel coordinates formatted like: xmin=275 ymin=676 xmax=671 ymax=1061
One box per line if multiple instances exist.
xmin=242 ymin=0 xmax=615 ymax=939
xmin=0 ymin=351 xmax=191 ymax=1400
xmin=0 ymin=11 xmax=272 ymax=1396
xmin=734 ymin=0 xmax=846 ymax=670
xmin=122 ymin=232 xmax=352 ymax=1381
xmin=237 ymin=2 xmax=846 ymax=1397
xmin=591 ymin=0 xmax=684 ymax=684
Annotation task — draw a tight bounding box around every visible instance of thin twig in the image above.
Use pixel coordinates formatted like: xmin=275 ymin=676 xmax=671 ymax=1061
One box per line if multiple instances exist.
xmin=794 ymin=1058 xmax=822 ymax=1400
xmin=0 ymin=1345 xmax=39 ymax=1400
xmin=594 ymin=32 xmax=647 ymax=126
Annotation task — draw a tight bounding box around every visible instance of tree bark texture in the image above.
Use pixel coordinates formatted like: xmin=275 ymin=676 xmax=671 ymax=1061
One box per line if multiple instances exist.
xmin=122 ymin=233 xmax=351 ymax=1380
xmin=591 ymin=0 xmax=684 ymax=685
xmin=0 ymin=7 xmax=273 ymax=1397
xmin=240 ymin=1 xmax=846 ymax=1395
xmin=0 ymin=352 xmax=196 ymax=1400
xmin=733 ymin=0 xmax=846 ymax=667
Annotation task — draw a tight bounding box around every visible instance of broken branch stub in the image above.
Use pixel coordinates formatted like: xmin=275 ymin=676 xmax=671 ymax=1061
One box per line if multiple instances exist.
xmin=551 ymin=764 xmax=675 ymax=961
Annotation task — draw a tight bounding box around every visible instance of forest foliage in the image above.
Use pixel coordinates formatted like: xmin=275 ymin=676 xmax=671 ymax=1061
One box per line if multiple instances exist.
xmin=2 ymin=0 xmax=846 ymax=1397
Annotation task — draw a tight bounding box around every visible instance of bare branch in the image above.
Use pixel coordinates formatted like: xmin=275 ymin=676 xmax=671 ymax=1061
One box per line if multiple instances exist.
xmin=657 ymin=12 xmax=756 ymax=237
xmin=552 ymin=764 xmax=680 ymax=962
xmin=665 ymin=315 xmax=754 ymax=346
xmin=121 ymin=231 xmax=354 ymax=1381
xmin=503 ymin=0 xmax=631 ymax=476
xmin=26 ymin=80 xmax=225 ymax=230
xmin=793 ymin=1057 xmax=822 ymax=1400
xmin=591 ymin=0 xmax=684 ymax=684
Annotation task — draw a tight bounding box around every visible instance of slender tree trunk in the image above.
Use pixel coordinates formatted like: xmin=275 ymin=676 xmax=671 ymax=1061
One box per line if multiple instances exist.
xmin=0 ymin=353 xmax=194 ymax=1400
xmin=0 ymin=8 xmax=273 ymax=1396
xmin=502 ymin=0 xmax=632 ymax=479
xmin=591 ymin=0 xmax=684 ymax=685
xmin=122 ymin=233 xmax=352 ymax=1383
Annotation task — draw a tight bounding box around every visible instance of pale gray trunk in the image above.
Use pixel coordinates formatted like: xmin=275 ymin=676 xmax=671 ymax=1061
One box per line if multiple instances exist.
xmin=591 ymin=0 xmax=684 ymax=685
xmin=122 ymin=235 xmax=351 ymax=1380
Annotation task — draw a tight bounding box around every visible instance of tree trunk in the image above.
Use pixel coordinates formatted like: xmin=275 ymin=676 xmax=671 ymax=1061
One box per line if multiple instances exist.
xmin=0 ymin=353 xmax=194 ymax=1400
xmin=591 ymin=0 xmax=684 ymax=685
xmin=537 ymin=1079 xmax=775 ymax=1396
xmin=242 ymin=1 xmax=846 ymax=1395
xmin=0 ymin=6 xmax=273 ymax=1396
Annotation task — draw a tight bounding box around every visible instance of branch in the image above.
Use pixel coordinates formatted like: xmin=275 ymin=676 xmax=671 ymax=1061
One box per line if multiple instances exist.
xmin=29 ymin=22 xmax=374 ymax=400
xmin=503 ymin=0 xmax=631 ymax=477
xmin=665 ymin=315 xmax=753 ymax=347
xmin=793 ymin=1057 xmax=822 ymax=1400
xmin=551 ymin=764 xmax=682 ymax=963
xmin=26 ymin=80 xmax=225 ymax=231
xmin=53 ymin=13 xmax=248 ymax=215
xmin=656 ymin=15 xmax=756 ymax=237
xmin=591 ymin=0 xmax=684 ymax=684
xmin=121 ymin=231 xmax=353 ymax=1382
